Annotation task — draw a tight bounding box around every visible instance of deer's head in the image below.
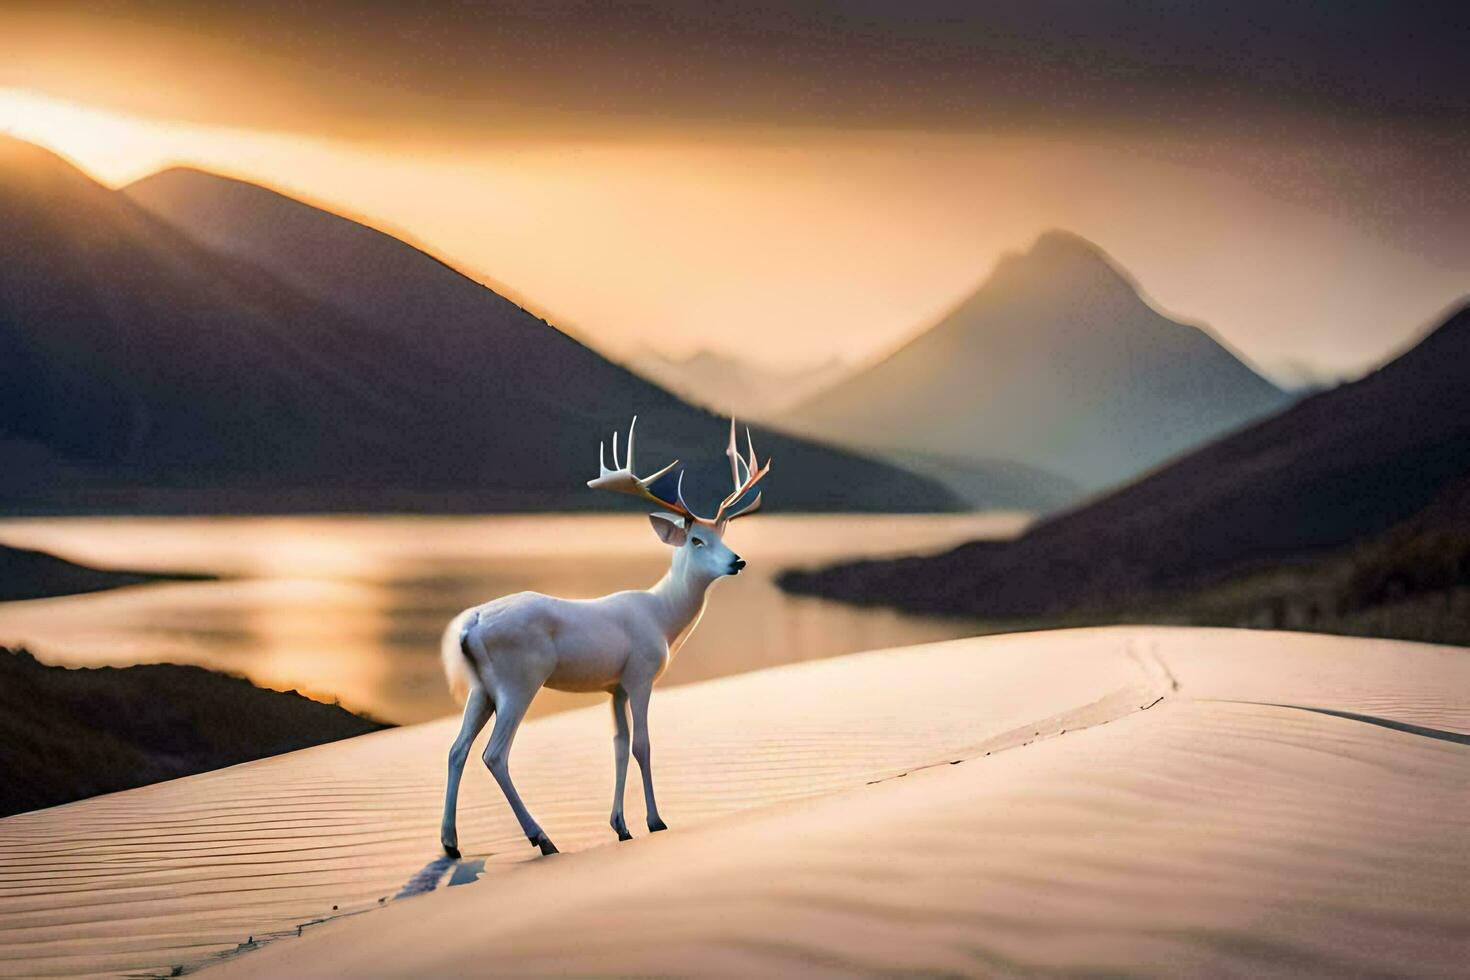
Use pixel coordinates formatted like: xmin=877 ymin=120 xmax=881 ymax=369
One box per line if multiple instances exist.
xmin=588 ymin=416 xmax=771 ymax=580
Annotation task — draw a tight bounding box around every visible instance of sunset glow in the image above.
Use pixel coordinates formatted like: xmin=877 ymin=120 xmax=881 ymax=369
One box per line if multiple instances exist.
xmin=0 ymin=88 xmax=283 ymax=186
xmin=1 ymin=85 xmax=1462 ymax=380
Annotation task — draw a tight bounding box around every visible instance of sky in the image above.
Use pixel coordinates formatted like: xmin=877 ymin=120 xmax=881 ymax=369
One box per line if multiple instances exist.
xmin=1 ymin=1 xmax=1466 ymax=380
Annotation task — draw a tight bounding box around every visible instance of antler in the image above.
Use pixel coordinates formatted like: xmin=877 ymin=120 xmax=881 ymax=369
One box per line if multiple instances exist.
xmin=714 ymin=418 xmax=771 ymax=527
xmin=586 ymin=416 xmax=687 ymax=517
xmin=587 ymin=416 xmax=770 ymax=528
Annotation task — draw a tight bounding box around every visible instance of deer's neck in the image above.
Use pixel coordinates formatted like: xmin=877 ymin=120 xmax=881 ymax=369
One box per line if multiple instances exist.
xmin=649 ymin=568 xmax=715 ymax=658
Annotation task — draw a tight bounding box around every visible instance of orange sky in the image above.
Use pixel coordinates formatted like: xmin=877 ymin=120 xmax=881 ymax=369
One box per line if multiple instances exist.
xmin=1 ymin=3 xmax=1466 ymax=381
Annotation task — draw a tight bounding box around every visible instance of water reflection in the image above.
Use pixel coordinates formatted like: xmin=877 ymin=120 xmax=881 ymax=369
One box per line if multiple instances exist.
xmin=0 ymin=514 xmax=1021 ymax=723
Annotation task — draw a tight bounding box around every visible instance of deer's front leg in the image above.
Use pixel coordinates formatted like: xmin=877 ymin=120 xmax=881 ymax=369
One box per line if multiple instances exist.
xmin=609 ymin=688 xmax=633 ymax=841
xmin=628 ymin=682 xmax=667 ymax=833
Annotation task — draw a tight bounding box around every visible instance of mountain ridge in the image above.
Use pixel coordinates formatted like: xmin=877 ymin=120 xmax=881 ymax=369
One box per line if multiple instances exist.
xmin=0 ymin=139 xmax=958 ymax=514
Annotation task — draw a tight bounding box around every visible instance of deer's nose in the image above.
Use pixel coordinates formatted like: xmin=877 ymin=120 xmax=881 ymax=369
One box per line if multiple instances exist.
xmin=730 ymin=556 xmax=746 ymax=572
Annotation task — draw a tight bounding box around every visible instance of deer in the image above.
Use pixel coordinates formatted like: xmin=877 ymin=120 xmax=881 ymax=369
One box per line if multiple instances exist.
xmin=438 ymin=416 xmax=771 ymax=858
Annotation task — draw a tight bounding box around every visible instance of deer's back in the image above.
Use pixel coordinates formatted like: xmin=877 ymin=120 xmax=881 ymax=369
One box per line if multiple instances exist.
xmin=461 ymin=591 xmax=664 ymax=694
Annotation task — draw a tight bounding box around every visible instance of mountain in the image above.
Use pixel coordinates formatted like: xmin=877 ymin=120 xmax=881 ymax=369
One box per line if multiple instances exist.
xmin=0 ymin=140 xmax=956 ymax=514
xmin=785 ymin=231 xmax=1292 ymax=493
xmin=781 ymin=302 xmax=1470 ymax=629
xmin=622 ymin=348 xmax=848 ymax=420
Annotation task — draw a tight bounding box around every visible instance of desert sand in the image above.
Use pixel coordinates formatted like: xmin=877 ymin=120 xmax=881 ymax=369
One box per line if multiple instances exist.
xmin=1 ymin=627 xmax=1466 ymax=977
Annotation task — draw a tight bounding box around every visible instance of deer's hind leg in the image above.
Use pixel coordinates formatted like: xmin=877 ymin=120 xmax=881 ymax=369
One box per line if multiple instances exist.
xmin=440 ymin=686 xmax=493 ymax=858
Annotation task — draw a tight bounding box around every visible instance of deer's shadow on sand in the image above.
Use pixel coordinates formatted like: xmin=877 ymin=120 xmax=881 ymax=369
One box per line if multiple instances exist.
xmin=395 ymin=854 xmax=487 ymax=900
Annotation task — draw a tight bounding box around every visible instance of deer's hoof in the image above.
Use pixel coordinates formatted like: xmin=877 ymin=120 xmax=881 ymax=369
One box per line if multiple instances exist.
xmin=648 ymin=818 xmax=668 ymax=833
xmin=531 ymin=832 xmax=559 ymax=855
xmin=442 ymin=842 xmax=461 ymax=860
xmin=616 ymin=829 xmax=633 ymax=841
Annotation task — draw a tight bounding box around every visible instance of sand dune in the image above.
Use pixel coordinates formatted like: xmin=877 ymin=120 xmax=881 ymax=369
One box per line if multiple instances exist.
xmin=1 ymin=628 xmax=1465 ymax=977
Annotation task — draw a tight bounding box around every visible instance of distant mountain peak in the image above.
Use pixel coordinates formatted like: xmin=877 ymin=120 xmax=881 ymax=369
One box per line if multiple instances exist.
xmin=131 ymin=166 xmax=305 ymax=200
xmin=131 ymin=164 xmax=211 ymax=183
xmin=1030 ymin=228 xmax=1105 ymax=256
xmin=986 ymin=229 xmax=1139 ymax=300
xmin=131 ymin=165 xmax=255 ymax=189
xmin=128 ymin=166 xmax=333 ymax=222
xmin=786 ymin=229 xmax=1290 ymax=492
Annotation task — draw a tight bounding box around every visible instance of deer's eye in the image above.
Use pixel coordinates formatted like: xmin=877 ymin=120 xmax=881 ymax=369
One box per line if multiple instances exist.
xmin=692 ymin=538 xmax=705 ymax=547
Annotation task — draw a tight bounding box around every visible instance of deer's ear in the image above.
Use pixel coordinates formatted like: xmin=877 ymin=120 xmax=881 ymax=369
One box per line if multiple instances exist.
xmin=648 ymin=512 xmax=688 ymax=547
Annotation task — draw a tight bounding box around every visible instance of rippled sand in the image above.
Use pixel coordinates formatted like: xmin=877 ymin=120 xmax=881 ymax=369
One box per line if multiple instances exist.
xmin=1 ymin=628 xmax=1466 ymax=977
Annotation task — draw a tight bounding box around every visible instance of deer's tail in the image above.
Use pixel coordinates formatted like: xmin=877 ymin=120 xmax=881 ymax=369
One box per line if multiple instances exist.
xmin=441 ymin=609 xmax=481 ymax=705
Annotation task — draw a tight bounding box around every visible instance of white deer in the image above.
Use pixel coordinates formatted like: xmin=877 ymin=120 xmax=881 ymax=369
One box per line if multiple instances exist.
xmin=439 ymin=417 xmax=770 ymax=857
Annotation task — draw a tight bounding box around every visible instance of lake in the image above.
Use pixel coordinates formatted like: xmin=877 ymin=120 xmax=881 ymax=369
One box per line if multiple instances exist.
xmin=0 ymin=514 xmax=1020 ymax=724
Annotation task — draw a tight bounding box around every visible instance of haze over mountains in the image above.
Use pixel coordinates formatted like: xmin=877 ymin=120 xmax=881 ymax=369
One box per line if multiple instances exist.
xmin=622 ymin=348 xmax=1084 ymax=511
xmin=783 ymin=301 xmax=1470 ymax=636
xmin=786 ymin=231 xmax=1292 ymax=493
xmin=622 ymin=348 xmax=848 ymax=421
xmin=0 ymin=139 xmax=956 ymax=514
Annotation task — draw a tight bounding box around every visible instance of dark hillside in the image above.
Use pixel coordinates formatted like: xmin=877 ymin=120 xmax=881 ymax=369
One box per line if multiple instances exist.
xmin=782 ymin=303 xmax=1470 ymax=618
xmin=0 ymin=648 xmax=387 ymax=817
